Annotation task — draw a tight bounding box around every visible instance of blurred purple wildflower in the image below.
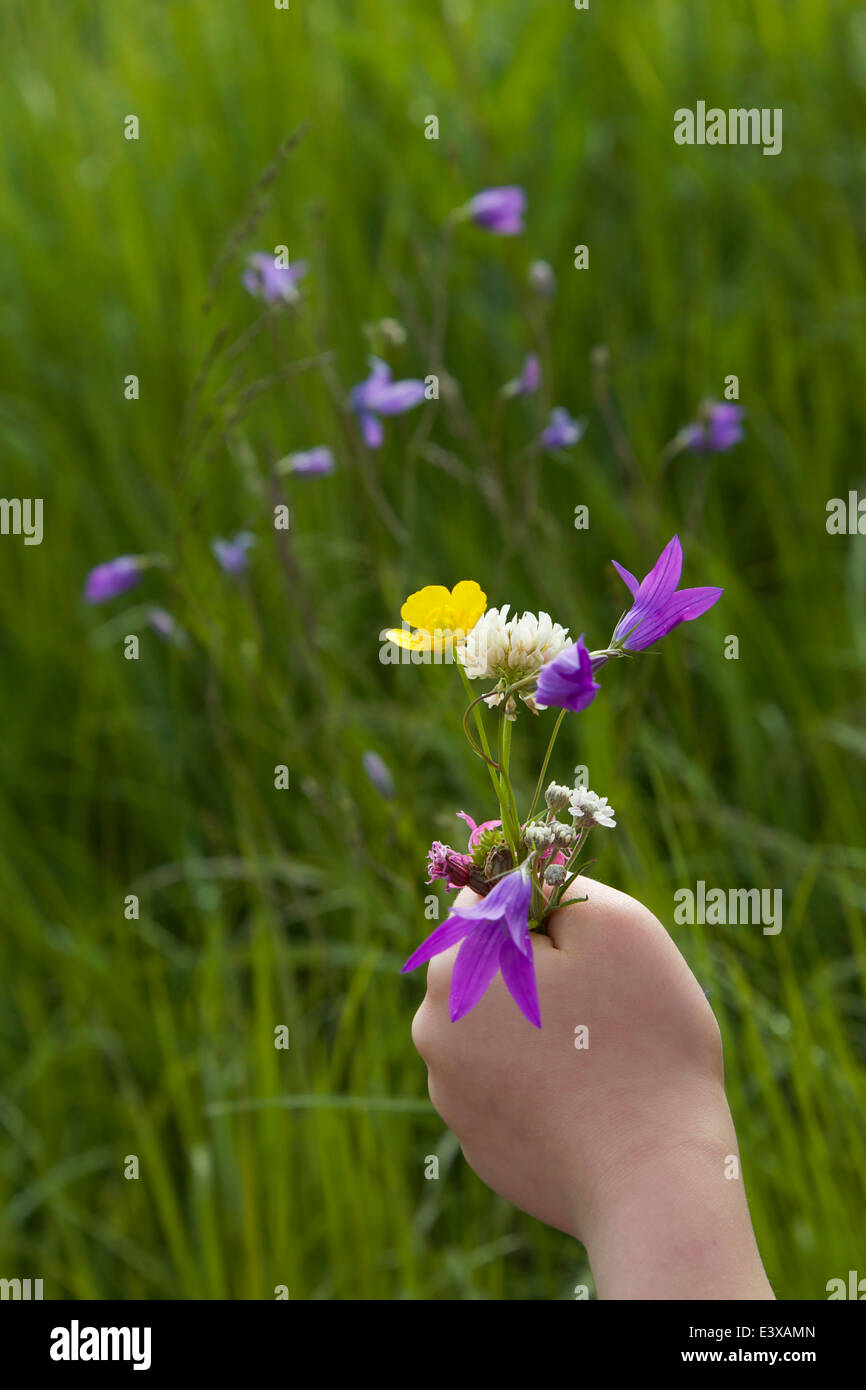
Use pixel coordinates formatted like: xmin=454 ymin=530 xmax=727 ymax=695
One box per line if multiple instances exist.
xmin=211 ymin=532 xmax=256 ymax=577
xmin=465 ymin=186 xmax=526 ymax=235
xmin=612 ymin=535 xmax=723 ymax=652
xmin=242 ymin=253 xmax=308 ymax=305
xmin=362 ymin=750 xmax=396 ymax=800
xmin=502 ymin=353 xmax=541 ymax=399
xmin=684 ymin=402 xmax=745 ymax=454
xmin=540 ymin=407 xmax=584 ymax=450
xmin=402 ymin=867 xmax=540 ymax=1027
xmin=536 ymin=635 xmax=601 ymax=713
xmin=351 ymin=357 xmax=426 ymax=449
xmin=84 ymin=555 xmax=144 ymax=603
xmin=279 ymin=446 xmax=335 ymax=477
xmin=148 ymin=607 xmax=188 ymax=647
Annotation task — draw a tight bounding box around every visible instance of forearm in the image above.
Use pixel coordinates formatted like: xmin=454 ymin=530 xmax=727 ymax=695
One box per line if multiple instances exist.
xmin=582 ymin=1097 xmax=775 ymax=1300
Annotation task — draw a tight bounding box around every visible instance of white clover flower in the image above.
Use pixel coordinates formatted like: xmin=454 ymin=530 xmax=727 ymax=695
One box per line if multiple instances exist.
xmin=569 ymin=788 xmax=617 ymax=829
xmin=458 ymin=606 xmax=511 ymax=679
xmin=457 ymin=605 xmax=572 ymax=710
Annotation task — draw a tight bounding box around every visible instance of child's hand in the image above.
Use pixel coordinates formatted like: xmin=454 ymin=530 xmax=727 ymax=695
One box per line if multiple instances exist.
xmin=410 ymin=876 xmax=774 ymax=1299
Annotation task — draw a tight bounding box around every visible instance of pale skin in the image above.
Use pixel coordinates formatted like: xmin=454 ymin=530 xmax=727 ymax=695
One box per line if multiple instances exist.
xmin=411 ymin=876 xmax=775 ymax=1300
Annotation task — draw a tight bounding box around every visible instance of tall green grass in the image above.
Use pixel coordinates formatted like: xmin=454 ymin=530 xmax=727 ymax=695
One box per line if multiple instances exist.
xmin=0 ymin=0 xmax=863 ymax=1298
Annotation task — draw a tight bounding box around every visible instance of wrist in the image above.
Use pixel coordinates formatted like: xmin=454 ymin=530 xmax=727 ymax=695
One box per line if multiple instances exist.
xmin=579 ymin=1088 xmax=774 ymax=1300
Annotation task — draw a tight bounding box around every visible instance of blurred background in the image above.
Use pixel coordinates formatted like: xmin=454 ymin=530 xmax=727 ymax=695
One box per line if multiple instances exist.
xmin=0 ymin=0 xmax=864 ymax=1299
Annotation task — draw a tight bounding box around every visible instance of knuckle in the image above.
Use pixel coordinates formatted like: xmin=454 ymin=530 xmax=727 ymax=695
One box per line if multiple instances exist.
xmin=424 ymin=948 xmax=455 ymax=997
xmin=410 ymin=1001 xmax=435 ymax=1061
xmin=702 ymin=1004 xmax=725 ymax=1078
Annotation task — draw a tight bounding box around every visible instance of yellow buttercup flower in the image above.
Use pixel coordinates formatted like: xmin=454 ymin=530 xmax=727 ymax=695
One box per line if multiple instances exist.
xmin=387 ymin=580 xmax=487 ymax=651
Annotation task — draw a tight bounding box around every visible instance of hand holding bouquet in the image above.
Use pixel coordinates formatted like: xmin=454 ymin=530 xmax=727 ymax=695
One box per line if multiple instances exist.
xmin=397 ymin=534 xmax=722 ymax=1028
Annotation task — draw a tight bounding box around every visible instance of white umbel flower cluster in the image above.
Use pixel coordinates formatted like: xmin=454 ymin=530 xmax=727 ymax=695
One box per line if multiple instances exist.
xmin=569 ymin=788 xmax=617 ymax=829
xmin=457 ymin=606 xmax=572 ymax=712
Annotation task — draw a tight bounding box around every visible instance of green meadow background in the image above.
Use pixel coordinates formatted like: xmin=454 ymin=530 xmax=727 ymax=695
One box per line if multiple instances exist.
xmin=1 ymin=0 xmax=864 ymax=1300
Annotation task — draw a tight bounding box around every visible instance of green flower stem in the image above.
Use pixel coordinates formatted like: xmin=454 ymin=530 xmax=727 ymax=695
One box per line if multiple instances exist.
xmin=527 ymin=707 xmax=566 ymax=821
xmin=563 ymin=828 xmax=588 ymax=875
xmin=496 ymin=709 xmax=522 ymax=854
xmin=503 ymin=717 xmax=523 ymax=848
xmin=542 ymin=828 xmax=589 ymax=918
xmin=457 ymin=664 xmax=505 ymax=808
xmin=552 ymin=869 xmax=584 ymax=907
xmin=528 ymin=853 xmax=547 ymax=929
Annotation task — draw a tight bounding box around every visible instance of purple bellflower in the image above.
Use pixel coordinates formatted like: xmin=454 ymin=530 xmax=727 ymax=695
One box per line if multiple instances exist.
xmin=211 ymin=532 xmax=256 ymax=577
xmin=465 ymin=186 xmax=526 ymax=235
xmin=684 ymin=402 xmax=745 ymax=454
xmin=351 ymin=357 xmax=426 ymax=449
xmin=535 ymin=635 xmax=601 ymax=713
xmin=402 ymin=866 xmax=540 ymax=1027
xmin=242 ymin=253 xmax=308 ymax=305
xmin=612 ymin=535 xmax=723 ymax=652
xmin=84 ymin=555 xmax=144 ymax=603
xmin=540 ymin=407 xmax=584 ymax=450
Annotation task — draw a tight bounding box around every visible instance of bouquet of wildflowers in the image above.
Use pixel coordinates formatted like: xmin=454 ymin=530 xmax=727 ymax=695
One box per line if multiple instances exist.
xmin=395 ymin=535 xmax=722 ymax=1028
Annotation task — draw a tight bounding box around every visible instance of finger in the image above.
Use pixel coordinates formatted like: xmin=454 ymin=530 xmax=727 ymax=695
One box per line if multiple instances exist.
xmin=545 ymin=874 xmax=630 ymax=952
